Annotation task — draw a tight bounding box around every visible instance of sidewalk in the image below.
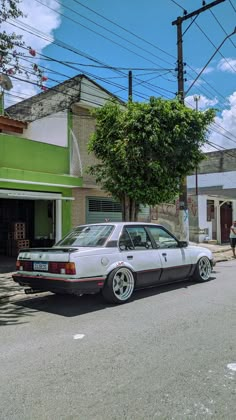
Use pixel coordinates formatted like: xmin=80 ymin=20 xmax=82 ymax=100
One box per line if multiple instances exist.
xmin=0 ymin=243 xmax=234 ymax=302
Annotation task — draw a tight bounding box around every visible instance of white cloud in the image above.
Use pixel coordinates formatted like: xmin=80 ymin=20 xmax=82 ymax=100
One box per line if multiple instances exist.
xmin=207 ymin=91 xmax=236 ymax=151
xmin=195 ymin=66 xmax=215 ymax=75
xmin=217 ymin=57 xmax=236 ymax=73
xmin=2 ymin=0 xmax=62 ymax=106
xmin=185 ymin=94 xmax=218 ymax=110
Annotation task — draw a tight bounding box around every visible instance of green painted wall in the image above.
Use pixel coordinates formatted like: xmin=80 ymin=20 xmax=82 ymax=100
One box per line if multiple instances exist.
xmin=62 ymin=199 xmax=72 ymax=237
xmin=0 ymin=167 xmax=82 ymax=188
xmin=34 ymin=201 xmax=53 ymax=238
xmin=0 ymin=134 xmax=70 ymax=174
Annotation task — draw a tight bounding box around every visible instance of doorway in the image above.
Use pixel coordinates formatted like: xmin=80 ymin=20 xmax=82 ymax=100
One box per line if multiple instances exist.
xmin=220 ymin=201 xmax=232 ymax=243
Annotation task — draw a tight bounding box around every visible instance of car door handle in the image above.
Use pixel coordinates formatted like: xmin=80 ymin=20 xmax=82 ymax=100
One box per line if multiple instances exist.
xmin=162 ymin=253 xmax=167 ymax=262
xmin=127 ymin=255 xmax=133 ymax=260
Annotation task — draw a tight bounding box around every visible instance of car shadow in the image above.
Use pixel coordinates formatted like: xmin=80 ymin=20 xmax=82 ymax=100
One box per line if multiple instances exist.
xmin=13 ymin=276 xmax=216 ymax=318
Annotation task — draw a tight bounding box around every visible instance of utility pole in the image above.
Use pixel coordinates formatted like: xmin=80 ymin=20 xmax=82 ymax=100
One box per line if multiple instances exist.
xmin=172 ymin=0 xmax=226 ymax=241
xmin=194 ymin=95 xmax=201 ymax=196
xmin=128 ymin=70 xmax=133 ymax=101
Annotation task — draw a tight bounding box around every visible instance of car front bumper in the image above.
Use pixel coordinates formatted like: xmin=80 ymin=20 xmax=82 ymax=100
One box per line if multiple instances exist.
xmin=12 ymin=273 xmax=106 ymax=295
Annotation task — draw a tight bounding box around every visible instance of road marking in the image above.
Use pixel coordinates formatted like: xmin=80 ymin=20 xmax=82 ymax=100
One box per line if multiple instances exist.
xmin=73 ymin=334 xmax=85 ymax=340
xmin=227 ymin=363 xmax=236 ymax=372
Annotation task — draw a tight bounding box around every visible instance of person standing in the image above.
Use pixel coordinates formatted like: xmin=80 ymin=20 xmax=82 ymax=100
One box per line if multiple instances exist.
xmin=229 ymin=220 xmax=236 ymax=257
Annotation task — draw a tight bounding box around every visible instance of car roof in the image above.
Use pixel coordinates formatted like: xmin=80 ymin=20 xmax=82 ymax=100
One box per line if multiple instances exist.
xmin=76 ymin=222 xmax=163 ymax=227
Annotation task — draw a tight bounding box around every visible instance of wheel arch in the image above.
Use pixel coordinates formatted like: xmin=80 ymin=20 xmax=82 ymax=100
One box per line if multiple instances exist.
xmin=105 ymin=261 xmax=136 ymax=278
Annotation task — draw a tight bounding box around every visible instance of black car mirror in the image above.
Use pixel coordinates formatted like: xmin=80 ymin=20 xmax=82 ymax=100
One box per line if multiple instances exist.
xmin=178 ymin=241 xmax=188 ymax=248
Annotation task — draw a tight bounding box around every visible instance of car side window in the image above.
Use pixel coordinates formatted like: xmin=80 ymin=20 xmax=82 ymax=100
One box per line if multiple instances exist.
xmin=147 ymin=226 xmax=178 ymax=249
xmin=119 ymin=227 xmax=153 ymax=251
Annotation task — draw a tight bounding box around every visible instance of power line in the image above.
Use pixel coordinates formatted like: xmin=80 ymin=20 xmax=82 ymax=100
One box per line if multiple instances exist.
xmin=70 ymin=0 xmax=176 ymax=60
xmin=229 ymin=0 xmax=236 ymax=13
xmin=33 ymin=0 xmax=173 ymax=70
xmin=206 ymin=140 xmax=236 ymax=158
xmin=169 ymin=0 xmax=187 ymax=13
xmin=194 ymin=20 xmax=236 ymax=73
xmin=7 ymin=19 xmax=172 ymax=101
xmin=214 ymin=121 xmax=236 ymax=141
xmin=41 ymin=0 xmax=175 ymax=68
xmin=183 ymin=97 xmax=236 ymax=147
xmin=211 ymin=124 xmax=236 ymax=145
xmin=17 ymin=51 xmax=174 ymax=102
xmin=185 ymin=65 xmax=227 ymax=102
xmin=209 ymin=9 xmax=236 ymax=48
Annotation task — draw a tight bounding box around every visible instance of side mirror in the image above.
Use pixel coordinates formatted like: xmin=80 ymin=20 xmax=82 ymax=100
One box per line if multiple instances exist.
xmin=179 ymin=241 xmax=188 ymax=248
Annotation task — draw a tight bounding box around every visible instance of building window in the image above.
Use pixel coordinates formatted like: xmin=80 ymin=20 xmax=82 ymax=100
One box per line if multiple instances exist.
xmin=88 ymin=198 xmax=121 ymax=213
xmin=207 ymin=200 xmax=215 ymax=221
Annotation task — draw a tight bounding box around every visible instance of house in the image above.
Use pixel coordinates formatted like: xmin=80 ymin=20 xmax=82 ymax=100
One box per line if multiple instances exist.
xmin=1 ymin=74 xmax=151 ymax=258
xmin=0 ymin=74 xmax=125 ymax=257
xmin=151 ymin=149 xmax=236 ymax=244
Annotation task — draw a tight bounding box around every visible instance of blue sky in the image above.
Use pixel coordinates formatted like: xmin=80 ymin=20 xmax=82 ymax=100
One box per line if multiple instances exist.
xmin=3 ymin=0 xmax=236 ymax=150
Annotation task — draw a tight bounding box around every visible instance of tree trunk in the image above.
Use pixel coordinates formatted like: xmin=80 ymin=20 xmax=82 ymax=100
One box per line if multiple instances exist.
xmin=130 ymin=199 xmax=136 ymax=221
xmin=121 ymin=195 xmax=130 ymax=221
xmin=121 ymin=196 xmax=139 ymax=221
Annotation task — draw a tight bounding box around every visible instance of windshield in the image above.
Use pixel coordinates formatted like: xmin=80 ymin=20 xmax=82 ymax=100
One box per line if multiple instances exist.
xmin=55 ymin=225 xmax=114 ymax=247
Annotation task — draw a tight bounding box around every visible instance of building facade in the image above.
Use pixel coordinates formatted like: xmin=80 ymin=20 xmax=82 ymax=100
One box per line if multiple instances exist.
xmin=0 ymin=75 xmax=128 ymax=257
xmin=152 ymin=149 xmax=236 ymax=244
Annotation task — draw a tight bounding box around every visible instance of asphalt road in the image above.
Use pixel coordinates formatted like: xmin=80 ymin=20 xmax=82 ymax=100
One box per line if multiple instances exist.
xmin=0 ymin=261 xmax=236 ymax=420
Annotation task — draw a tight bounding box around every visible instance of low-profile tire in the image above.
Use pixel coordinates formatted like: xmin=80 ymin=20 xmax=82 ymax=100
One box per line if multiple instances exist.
xmin=192 ymin=256 xmax=212 ymax=282
xmin=102 ymin=267 xmax=135 ymax=304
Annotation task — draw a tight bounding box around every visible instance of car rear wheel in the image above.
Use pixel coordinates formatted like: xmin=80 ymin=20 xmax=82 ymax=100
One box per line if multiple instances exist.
xmin=102 ymin=267 xmax=135 ymax=304
xmin=193 ymin=256 xmax=212 ymax=282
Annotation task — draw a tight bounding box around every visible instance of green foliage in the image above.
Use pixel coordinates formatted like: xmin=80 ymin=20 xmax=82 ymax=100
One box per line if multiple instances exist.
xmin=88 ymin=97 xmax=215 ymax=219
xmin=0 ymin=0 xmax=46 ymax=88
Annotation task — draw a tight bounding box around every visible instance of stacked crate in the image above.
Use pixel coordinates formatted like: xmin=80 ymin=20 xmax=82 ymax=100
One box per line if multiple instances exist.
xmin=7 ymin=223 xmax=30 ymax=257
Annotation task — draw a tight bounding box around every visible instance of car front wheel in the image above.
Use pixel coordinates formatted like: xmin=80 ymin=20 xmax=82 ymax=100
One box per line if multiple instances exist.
xmin=193 ymin=256 xmax=212 ymax=282
xmin=102 ymin=267 xmax=135 ymax=304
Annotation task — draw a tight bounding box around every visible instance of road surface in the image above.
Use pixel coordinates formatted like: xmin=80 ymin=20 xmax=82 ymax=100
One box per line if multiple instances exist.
xmin=0 ymin=260 xmax=236 ymax=419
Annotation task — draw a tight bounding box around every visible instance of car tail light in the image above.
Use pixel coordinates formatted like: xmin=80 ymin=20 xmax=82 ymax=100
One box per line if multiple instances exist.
xmin=16 ymin=260 xmax=33 ymax=271
xmin=48 ymin=262 xmax=76 ymax=275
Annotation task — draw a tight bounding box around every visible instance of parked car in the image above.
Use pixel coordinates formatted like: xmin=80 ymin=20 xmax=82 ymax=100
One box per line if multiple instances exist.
xmin=13 ymin=222 xmax=214 ymax=304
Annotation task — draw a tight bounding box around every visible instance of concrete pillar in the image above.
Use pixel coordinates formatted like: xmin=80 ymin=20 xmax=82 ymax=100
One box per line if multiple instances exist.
xmin=55 ymin=199 xmax=62 ymax=243
xmin=216 ymin=199 xmax=221 ymax=244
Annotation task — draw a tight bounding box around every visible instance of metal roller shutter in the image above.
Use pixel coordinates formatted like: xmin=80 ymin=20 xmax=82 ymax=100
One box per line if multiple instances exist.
xmin=86 ymin=197 xmax=122 ymax=224
xmin=86 ymin=198 xmax=150 ymax=224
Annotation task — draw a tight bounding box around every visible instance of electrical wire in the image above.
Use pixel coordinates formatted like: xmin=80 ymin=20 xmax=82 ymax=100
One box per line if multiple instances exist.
xmin=169 ymin=0 xmax=187 ymax=13
xmin=37 ymin=0 xmax=175 ymax=68
xmin=229 ymin=0 xmax=236 ymax=14
xmin=13 ymin=52 xmax=173 ymax=102
xmin=6 ymin=19 xmax=172 ymax=101
xmin=209 ymin=9 xmax=236 ymax=49
xmin=33 ymin=0 xmax=172 ymax=70
xmin=70 ymin=0 xmax=176 ymax=60
xmin=194 ymin=20 xmax=236 ymax=74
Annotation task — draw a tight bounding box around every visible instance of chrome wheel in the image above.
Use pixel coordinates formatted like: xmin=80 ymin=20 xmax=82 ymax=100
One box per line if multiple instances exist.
xmin=112 ymin=268 xmax=135 ymax=301
xmin=198 ymin=257 xmax=211 ymax=281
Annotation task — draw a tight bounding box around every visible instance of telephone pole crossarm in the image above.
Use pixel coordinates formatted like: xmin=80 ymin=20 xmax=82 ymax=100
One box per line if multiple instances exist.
xmin=172 ymin=0 xmax=226 ymax=25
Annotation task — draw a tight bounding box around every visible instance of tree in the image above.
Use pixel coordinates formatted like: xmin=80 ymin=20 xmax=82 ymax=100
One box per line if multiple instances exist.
xmin=0 ymin=0 xmax=47 ymax=90
xmin=88 ymin=97 xmax=215 ymax=221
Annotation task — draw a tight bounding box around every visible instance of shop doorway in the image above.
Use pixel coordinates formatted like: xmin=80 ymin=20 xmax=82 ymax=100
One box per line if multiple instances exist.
xmin=220 ymin=201 xmax=232 ymax=243
xmin=0 ymin=198 xmax=55 ymax=257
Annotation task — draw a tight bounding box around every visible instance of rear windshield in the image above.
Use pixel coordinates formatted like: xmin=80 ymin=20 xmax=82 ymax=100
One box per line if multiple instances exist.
xmin=55 ymin=225 xmax=114 ymax=247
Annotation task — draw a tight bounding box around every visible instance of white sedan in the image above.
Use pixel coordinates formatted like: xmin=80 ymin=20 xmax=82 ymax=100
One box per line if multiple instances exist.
xmin=13 ymin=222 xmax=214 ymax=304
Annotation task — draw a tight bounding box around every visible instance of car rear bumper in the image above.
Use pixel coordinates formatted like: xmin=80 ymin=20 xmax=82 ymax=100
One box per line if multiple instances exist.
xmin=12 ymin=273 xmax=106 ymax=295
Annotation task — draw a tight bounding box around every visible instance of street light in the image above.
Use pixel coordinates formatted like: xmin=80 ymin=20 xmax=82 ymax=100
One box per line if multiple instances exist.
xmin=186 ymin=28 xmax=236 ymax=96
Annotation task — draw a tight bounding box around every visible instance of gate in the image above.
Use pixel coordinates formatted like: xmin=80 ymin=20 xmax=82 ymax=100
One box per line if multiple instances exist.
xmin=220 ymin=202 xmax=232 ymax=243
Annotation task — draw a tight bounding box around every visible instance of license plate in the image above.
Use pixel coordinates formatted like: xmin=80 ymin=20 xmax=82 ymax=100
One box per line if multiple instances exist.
xmin=33 ymin=262 xmax=48 ymax=271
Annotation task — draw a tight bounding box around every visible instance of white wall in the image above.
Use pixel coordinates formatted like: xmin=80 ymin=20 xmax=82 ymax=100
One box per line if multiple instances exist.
xmin=20 ymin=111 xmax=68 ymax=147
xmin=80 ymin=78 xmax=123 ymax=108
xmin=188 ymin=171 xmax=236 ymax=189
xmin=197 ymin=195 xmax=212 ymax=241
